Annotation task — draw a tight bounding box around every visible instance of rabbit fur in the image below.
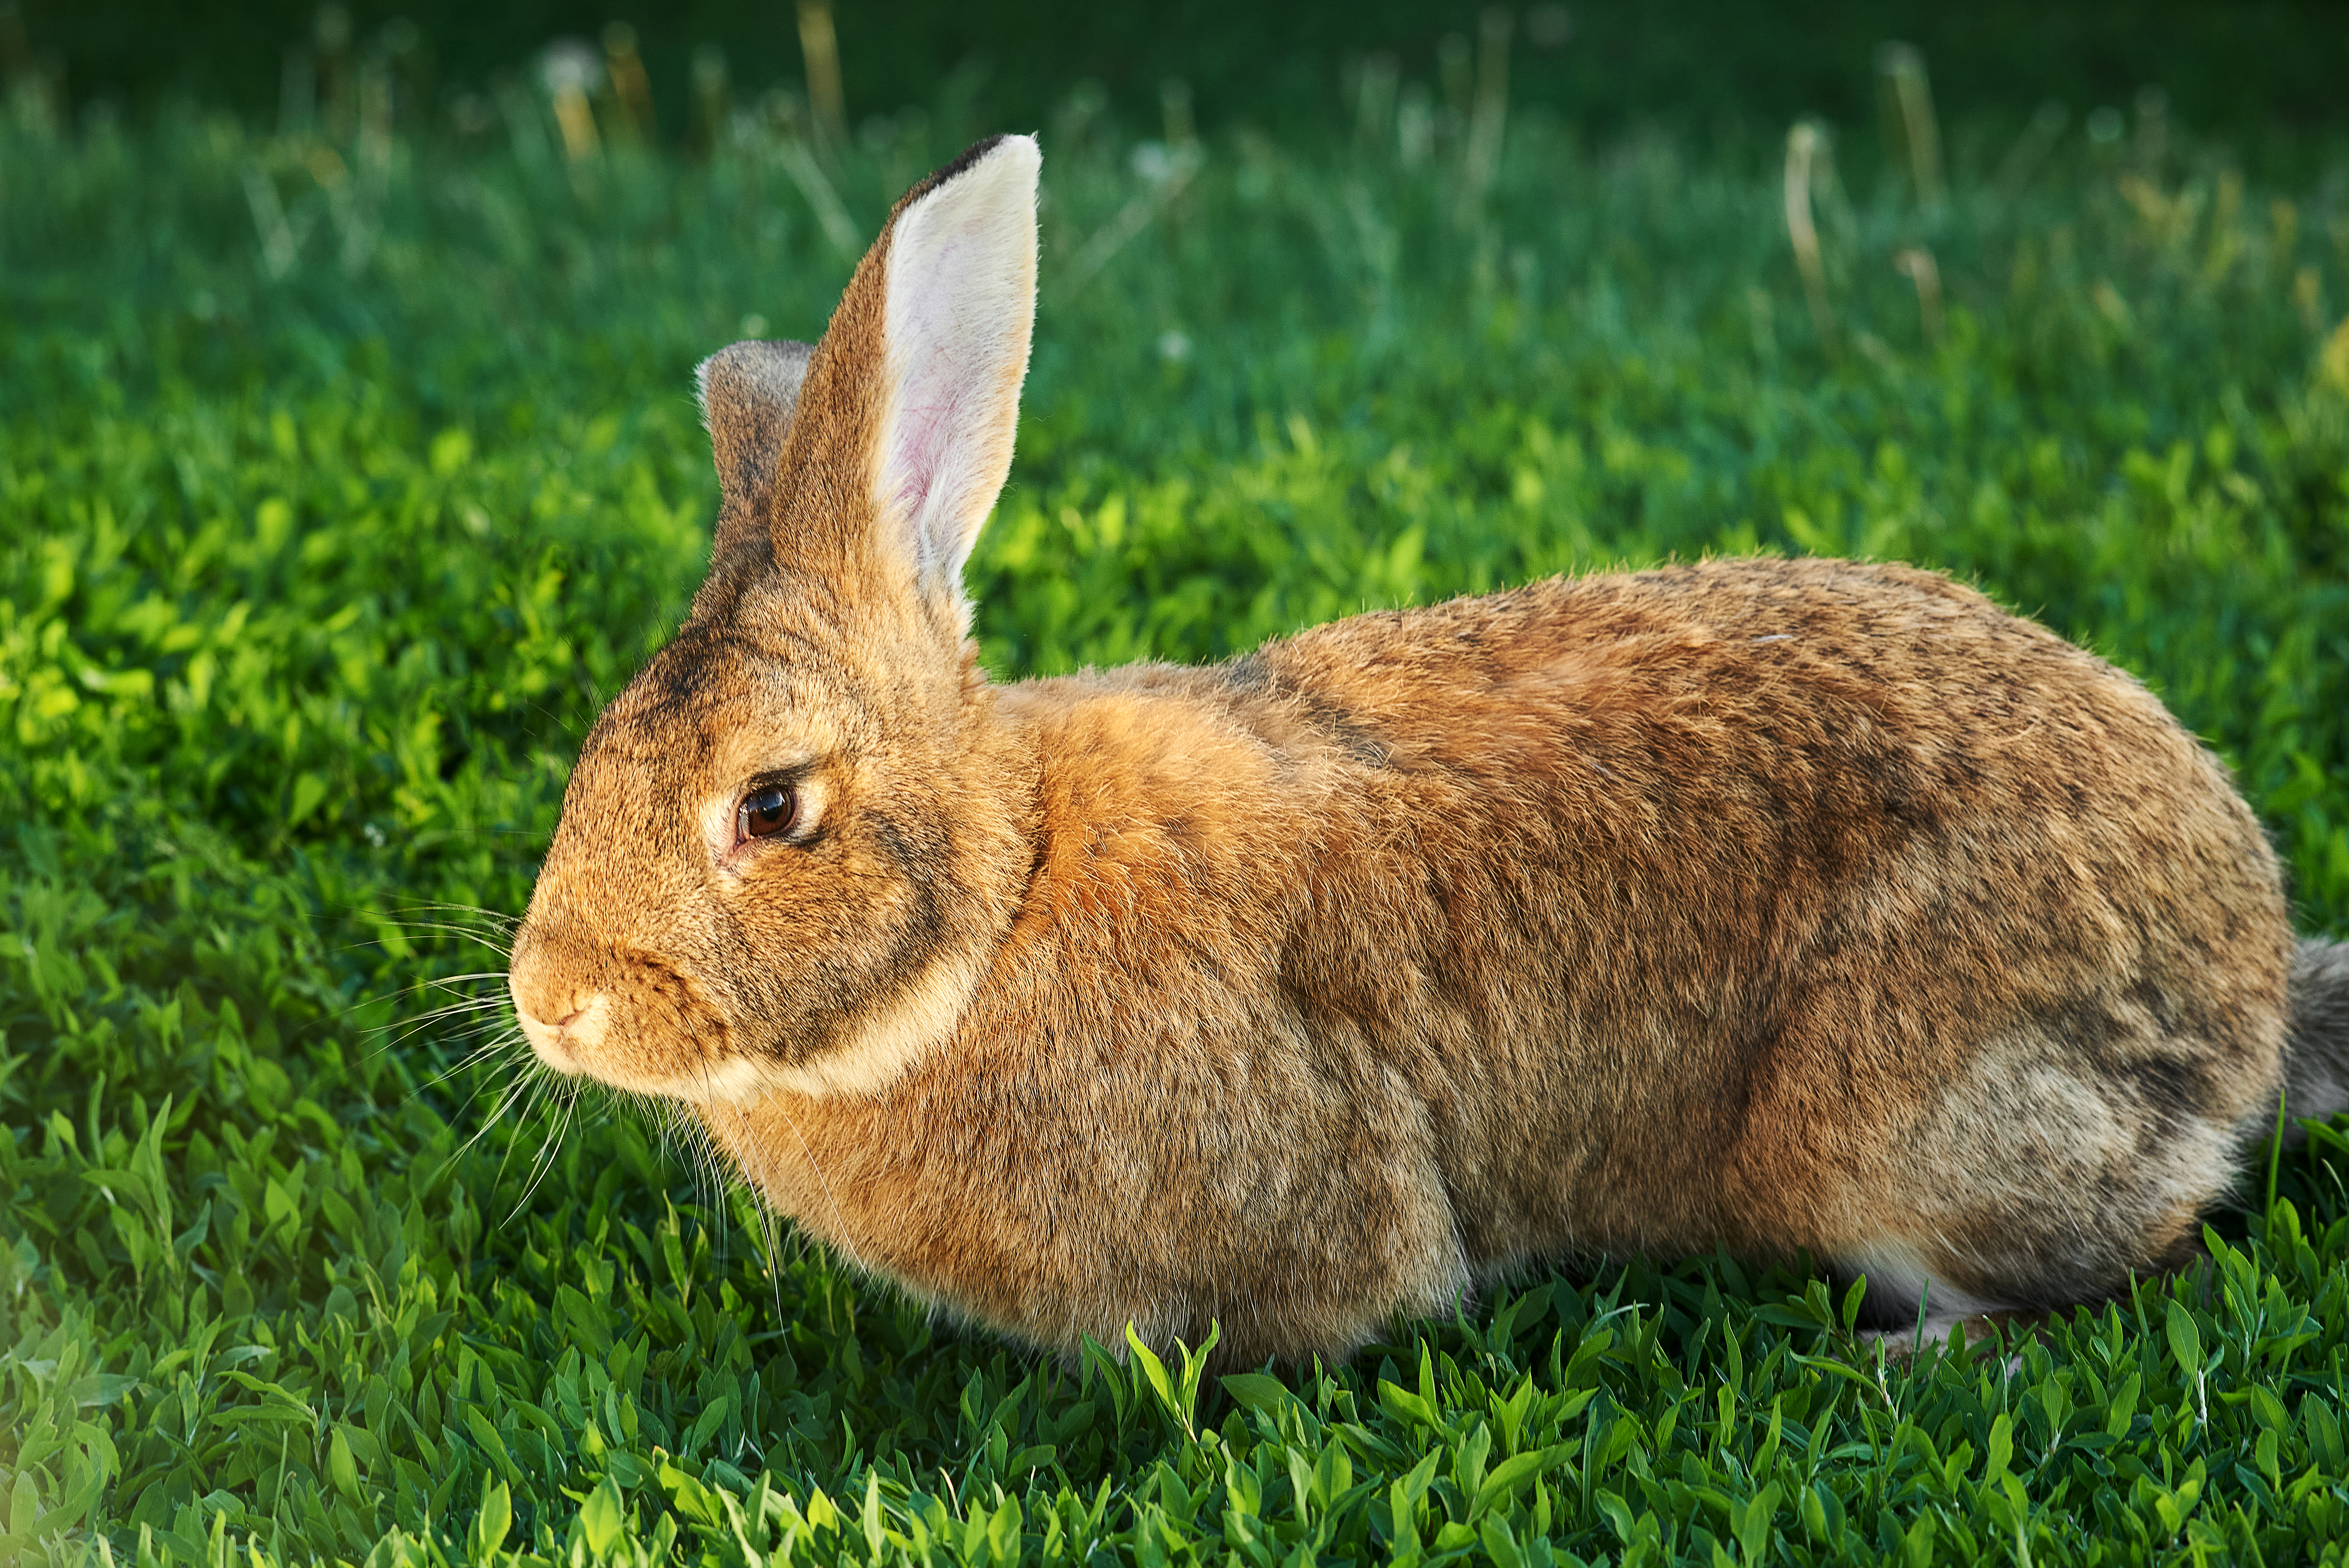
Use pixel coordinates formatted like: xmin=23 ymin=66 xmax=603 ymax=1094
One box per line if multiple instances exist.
xmin=507 ymin=135 xmax=2349 ymax=1364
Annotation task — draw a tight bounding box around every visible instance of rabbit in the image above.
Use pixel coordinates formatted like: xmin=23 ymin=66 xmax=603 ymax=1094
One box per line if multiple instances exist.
xmin=506 ymin=134 xmax=2349 ymax=1366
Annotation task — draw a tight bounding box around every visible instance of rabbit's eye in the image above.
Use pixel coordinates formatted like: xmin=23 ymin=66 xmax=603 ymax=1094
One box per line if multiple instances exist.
xmin=738 ymin=786 xmax=799 ymax=841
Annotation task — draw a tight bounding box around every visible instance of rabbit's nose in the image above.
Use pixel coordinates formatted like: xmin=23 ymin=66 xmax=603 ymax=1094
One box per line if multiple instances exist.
xmin=511 ymin=988 xmax=612 ymax=1070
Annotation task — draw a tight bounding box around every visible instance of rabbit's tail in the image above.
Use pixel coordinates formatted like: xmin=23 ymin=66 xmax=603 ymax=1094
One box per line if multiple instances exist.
xmin=2276 ymin=938 xmax=2349 ymax=1137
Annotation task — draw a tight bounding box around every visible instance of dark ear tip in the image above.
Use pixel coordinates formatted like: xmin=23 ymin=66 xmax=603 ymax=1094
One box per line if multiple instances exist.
xmin=933 ymin=134 xmax=1011 ymax=184
xmin=899 ymin=133 xmax=1037 ymax=210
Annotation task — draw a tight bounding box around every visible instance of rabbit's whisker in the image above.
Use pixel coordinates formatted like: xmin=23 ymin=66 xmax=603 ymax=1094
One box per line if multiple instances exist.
xmin=507 ymin=1083 xmax=578 ymax=1220
xmin=392 ymin=899 xmax=523 ymax=928
xmin=410 ymin=1029 xmax=532 ymax=1096
xmin=380 ymin=896 xmax=523 ymax=925
xmin=453 ymin=1059 xmax=543 ymax=1166
xmin=360 ymin=1013 xmax=507 ymax=1073
xmin=375 ymin=994 xmax=509 ymax=1032
xmin=327 ymin=977 xmax=502 ymax=1034
xmin=739 ymin=1092 xmax=869 ymax=1277
xmin=758 ymin=1191 xmax=789 ymax=1330
xmin=486 ymin=1063 xmax=566 ymax=1198
xmin=367 ymin=1003 xmax=518 ymax=1065
xmin=372 ymin=919 xmax=516 ymax=955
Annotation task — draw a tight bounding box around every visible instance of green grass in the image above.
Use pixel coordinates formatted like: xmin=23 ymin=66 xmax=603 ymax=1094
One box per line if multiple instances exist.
xmin=5 ymin=64 xmax=2349 ymax=1567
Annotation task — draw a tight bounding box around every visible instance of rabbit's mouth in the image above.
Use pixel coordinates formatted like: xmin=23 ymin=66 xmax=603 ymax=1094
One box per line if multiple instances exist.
xmin=507 ymin=948 xmax=755 ymax=1101
xmin=511 ymin=988 xmax=608 ymax=1075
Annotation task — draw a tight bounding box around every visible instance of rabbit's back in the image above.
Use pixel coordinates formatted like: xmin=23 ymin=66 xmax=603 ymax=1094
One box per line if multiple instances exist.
xmin=1226 ymin=556 xmax=2289 ymax=1306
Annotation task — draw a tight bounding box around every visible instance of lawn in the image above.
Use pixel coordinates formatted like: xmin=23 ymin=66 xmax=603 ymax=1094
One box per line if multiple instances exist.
xmin=4 ymin=32 xmax=2349 ymax=1567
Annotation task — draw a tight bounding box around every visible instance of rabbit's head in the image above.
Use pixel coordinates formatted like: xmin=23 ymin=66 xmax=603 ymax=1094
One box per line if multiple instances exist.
xmin=506 ymin=136 xmax=1040 ymax=1102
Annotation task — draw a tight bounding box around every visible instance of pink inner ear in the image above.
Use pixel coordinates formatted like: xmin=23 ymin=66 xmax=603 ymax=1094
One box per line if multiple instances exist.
xmin=888 ymin=225 xmax=993 ymax=570
xmin=886 ymin=259 xmax=970 ymax=534
xmin=877 ymin=138 xmax=1037 ymax=590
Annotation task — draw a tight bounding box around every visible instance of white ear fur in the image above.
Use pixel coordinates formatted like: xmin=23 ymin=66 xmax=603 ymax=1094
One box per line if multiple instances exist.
xmin=876 ymin=135 xmax=1039 ymax=602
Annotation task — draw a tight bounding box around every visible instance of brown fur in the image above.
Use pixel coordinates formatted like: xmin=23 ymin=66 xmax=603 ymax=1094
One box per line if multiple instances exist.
xmin=507 ymin=139 xmax=2331 ymax=1366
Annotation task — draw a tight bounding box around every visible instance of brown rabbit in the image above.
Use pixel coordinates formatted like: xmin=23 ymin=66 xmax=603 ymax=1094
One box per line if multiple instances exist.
xmin=506 ymin=135 xmax=2349 ymax=1365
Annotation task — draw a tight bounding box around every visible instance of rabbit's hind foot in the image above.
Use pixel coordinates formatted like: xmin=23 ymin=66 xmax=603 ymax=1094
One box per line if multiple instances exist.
xmin=1858 ymin=1310 xmax=2047 ymax=1370
xmin=1837 ymin=1241 xmax=2049 ymax=1367
xmin=1837 ymin=1239 xmax=2014 ymax=1334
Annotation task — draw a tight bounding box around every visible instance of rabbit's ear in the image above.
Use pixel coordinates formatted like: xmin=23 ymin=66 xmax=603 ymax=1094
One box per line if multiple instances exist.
xmin=869 ymin=134 xmax=1039 ymax=599
xmin=696 ymin=339 xmax=814 ymax=584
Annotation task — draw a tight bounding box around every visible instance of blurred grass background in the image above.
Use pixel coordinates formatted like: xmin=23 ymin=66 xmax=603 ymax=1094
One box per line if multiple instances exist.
xmin=6 ymin=2 xmax=2349 ymax=1563
xmin=21 ymin=0 xmax=2349 ymax=157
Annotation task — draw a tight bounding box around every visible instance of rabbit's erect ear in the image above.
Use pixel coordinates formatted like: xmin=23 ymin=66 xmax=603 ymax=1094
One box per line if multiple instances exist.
xmin=696 ymin=339 xmax=814 ymax=584
xmin=871 ymin=135 xmax=1039 ymax=598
